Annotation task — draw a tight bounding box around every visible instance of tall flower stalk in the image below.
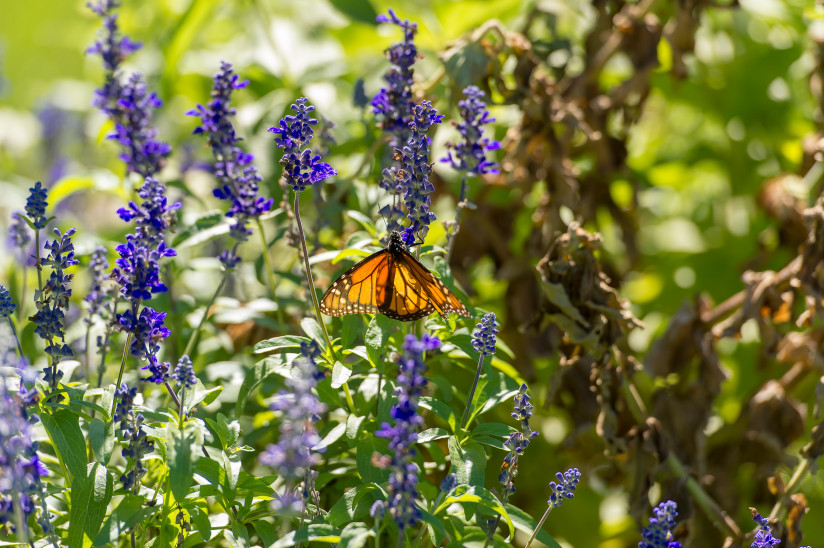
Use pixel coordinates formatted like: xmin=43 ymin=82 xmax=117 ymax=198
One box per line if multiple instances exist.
xmin=484 ymin=383 xmax=539 ymax=546
xmin=8 ymin=212 xmax=31 ymax=322
xmin=23 ymin=181 xmax=50 ymax=291
xmin=0 ymin=286 xmax=24 ymax=359
xmin=461 ymin=312 xmax=498 ymax=428
xmin=270 ymin=98 xmax=349 ymax=402
xmin=29 ymin=228 xmax=79 ymax=391
xmin=186 ymin=61 xmax=277 ymax=353
xmin=113 ymin=383 xmax=154 ymax=493
xmin=260 ymin=342 xmax=327 ymax=517
xmin=375 ymin=334 xmax=440 ymax=545
xmin=442 ymin=86 xmax=500 ymax=260
xmin=525 ymin=467 xmax=581 ymax=548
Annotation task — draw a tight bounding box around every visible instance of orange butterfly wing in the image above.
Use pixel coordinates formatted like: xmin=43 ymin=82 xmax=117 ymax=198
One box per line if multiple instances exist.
xmin=320 ymin=236 xmax=471 ymax=321
xmin=319 ymin=250 xmax=391 ymax=316
xmin=392 ymin=250 xmax=471 ymax=319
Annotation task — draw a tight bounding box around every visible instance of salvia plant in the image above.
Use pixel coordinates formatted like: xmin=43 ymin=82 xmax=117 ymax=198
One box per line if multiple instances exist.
xmin=1 ymin=1 xmax=823 ymax=548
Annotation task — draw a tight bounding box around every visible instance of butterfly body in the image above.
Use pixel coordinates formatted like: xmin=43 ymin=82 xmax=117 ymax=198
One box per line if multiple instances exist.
xmin=320 ymin=231 xmax=471 ymax=321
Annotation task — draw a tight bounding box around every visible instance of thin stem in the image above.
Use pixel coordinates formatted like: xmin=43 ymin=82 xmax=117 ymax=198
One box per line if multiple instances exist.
xmin=525 ymin=506 xmax=553 ymax=548
xmin=34 ymin=229 xmax=43 ymax=291
xmin=768 ymin=457 xmax=811 ymax=522
xmin=8 ymin=317 xmax=24 ymax=360
xmin=293 ymin=192 xmax=354 ymax=411
xmin=460 ymin=353 xmax=485 ymax=430
xmin=183 ymin=270 xmax=229 ymax=358
xmin=112 ymin=331 xmax=134 ymax=416
xmin=256 ymin=217 xmax=287 ymax=329
xmin=11 ymin=492 xmax=28 ymax=546
xmin=84 ymin=324 xmax=92 ymax=382
xmin=445 ymin=175 xmax=468 ymax=264
xmin=165 ymin=381 xmax=181 ymax=412
xmin=17 ymin=246 xmax=27 ymax=323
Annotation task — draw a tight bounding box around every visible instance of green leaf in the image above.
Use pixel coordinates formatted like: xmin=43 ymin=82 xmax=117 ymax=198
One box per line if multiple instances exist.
xmin=447 ymin=436 xmax=486 ymax=488
xmin=331 ymin=361 xmax=352 ymax=389
xmin=506 ymin=503 xmax=563 ymax=548
xmin=420 ymin=396 xmax=457 ymax=432
xmin=272 ymin=524 xmax=341 ymax=547
xmin=171 ymin=210 xmax=225 ymax=247
xmin=94 ymin=495 xmax=158 ymax=546
xmin=48 ymin=176 xmax=95 ymax=211
xmin=188 ymin=381 xmax=222 ymax=409
xmin=365 ymin=315 xmax=396 ymax=368
xmin=340 ymin=315 xmax=361 ymax=349
xmin=89 ymin=418 xmax=114 ymax=465
xmin=337 ymin=522 xmax=373 ymax=548
xmin=169 ymin=428 xmax=198 ymax=502
xmin=418 ymin=507 xmax=451 ymax=546
xmin=252 ymin=335 xmax=309 ymax=354
xmin=327 ymin=484 xmax=382 ymax=527
xmin=470 ymin=422 xmax=515 ymax=439
xmin=418 ymin=428 xmax=449 ymax=443
xmin=42 ymin=409 xmax=87 ymax=481
xmin=224 ymin=522 xmax=251 ymax=548
xmin=235 ymin=355 xmax=291 ymax=415
xmin=252 ymin=520 xmax=277 ymax=547
xmin=190 ymin=506 xmax=212 ymax=542
xmin=68 ymin=463 xmax=113 ymax=548
xmin=435 ymin=485 xmax=514 ymax=540
xmin=300 ymin=317 xmax=325 ymax=347
xmin=314 ymin=423 xmax=347 ymax=452
xmin=345 ymin=414 xmax=366 ymax=442
xmin=356 ymin=437 xmax=390 ymax=484
xmin=346 ymin=210 xmax=378 ymax=235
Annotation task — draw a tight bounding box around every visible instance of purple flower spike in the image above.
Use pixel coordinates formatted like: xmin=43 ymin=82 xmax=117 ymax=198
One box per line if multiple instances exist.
xmin=375 ymin=334 xmax=441 ymax=530
xmin=442 ymin=85 xmax=500 ymax=176
xmin=639 ymin=500 xmax=681 ymax=548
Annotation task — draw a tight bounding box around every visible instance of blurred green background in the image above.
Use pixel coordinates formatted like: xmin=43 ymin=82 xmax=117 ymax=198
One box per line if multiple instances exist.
xmin=2 ymin=0 xmax=823 ymax=546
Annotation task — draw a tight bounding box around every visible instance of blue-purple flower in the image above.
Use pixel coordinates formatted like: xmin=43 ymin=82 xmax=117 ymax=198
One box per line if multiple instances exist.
xmin=173 ymin=355 xmax=197 ymax=390
xmin=8 ymin=212 xmax=31 ymax=251
xmin=375 ymin=334 xmax=440 ymax=530
xmin=0 ymin=286 xmax=15 ymax=320
xmin=372 ymin=9 xmax=418 ymax=147
xmin=88 ymin=2 xmax=170 ymax=178
xmin=472 ymin=312 xmax=498 ymax=356
xmin=84 ymin=247 xmax=112 ymax=326
xmin=442 ymin=86 xmax=500 ymax=176
xmin=382 ymin=100 xmax=443 ymax=241
xmin=24 ymin=182 xmax=49 ymax=230
xmin=0 ymin=384 xmax=49 ymax=537
xmin=547 ymin=467 xmax=580 ymax=509
xmin=750 ymin=510 xmax=780 ymax=548
xmin=260 ymin=341 xmax=327 ymax=513
xmin=113 ymin=383 xmax=154 ymax=490
xmin=118 ymin=306 xmax=170 ymax=383
xmin=188 ymin=62 xmax=273 ymax=269
xmin=498 ymin=383 xmax=539 ymax=496
xmin=270 ymin=98 xmax=337 ymax=192
xmin=29 ymin=228 xmax=79 ymax=385
xmin=639 ymin=500 xmax=681 ymax=548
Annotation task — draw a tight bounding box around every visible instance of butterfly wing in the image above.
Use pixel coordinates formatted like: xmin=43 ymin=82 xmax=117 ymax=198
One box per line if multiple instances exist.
xmin=320 ymin=249 xmax=391 ymax=317
xmin=390 ymin=250 xmax=472 ymax=319
xmin=379 ymin=257 xmax=437 ymax=321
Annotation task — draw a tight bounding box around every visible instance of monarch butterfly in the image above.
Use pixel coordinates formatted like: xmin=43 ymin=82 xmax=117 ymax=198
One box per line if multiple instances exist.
xmin=320 ymin=231 xmax=471 ymax=321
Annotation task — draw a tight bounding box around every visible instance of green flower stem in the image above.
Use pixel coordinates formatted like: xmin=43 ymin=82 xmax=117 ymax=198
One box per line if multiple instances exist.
xmin=34 ymin=229 xmax=43 ymax=291
xmin=256 ymin=217 xmax=287 ymax=329
xmin=183 ymin=268 xmax=229 ymax=359
xmin=525 ymin=506 xmax=553 ymax=548
xmin=17 ymin=246 xmax=27 ymax=323
xmin=445 ymin=175 xmax=468 ymax=263
xmin=11 ymin=492 xmax=28 ymax=546
xmin=768 ymin=457 xmax=810 ymax=523
xmin=460 ymin=353 xmax=485 ymax=430
xmin=84 ymin=323 xmax=93 ymax=383
xmin=8 ymin=317 xmax=24 ymax=360
xmin=111 ymin=331 xmax=134 ymax=416
xmin=292 ymin=192 xmax=354 ymax=412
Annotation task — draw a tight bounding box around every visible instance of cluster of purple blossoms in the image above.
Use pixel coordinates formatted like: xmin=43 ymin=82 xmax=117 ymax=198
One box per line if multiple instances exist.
xmin=381 ymin=101 xmax=443 ymax=242
xmin=24 ymin=181 xmax=49 ymax=230
xmin=111 ymin=178 xmax=180 ymax=383
xmin=375 ymin=334 xmax=440 ymax=530
xmin=8 ymin=212 xmax=31 ymax=251
xmin=0 ymin=286 xmax=15 ymax=320
xmin=84 ymin=247 xmax=112 ymax=325
xmin=472 ymin=313 xmax=498 ymax=356
xmin=372 ymin=9 xmax=418 ymax=148
xmin=187 ymin=62 xmax=273 ymax=269
xmin=172 ymin=355 xmax=197 ymax=390
xmin=0 ymin=386 xmax=50 ymax=537
xmin=88 ymin=1 xmax=170 ymax=178
xmin=29 ymin=228 xmax=79 ymax=386
xmin=498 ymin=383 xmax=539 ymax=496
xmin=546 ymin=467 xmax=580 ymax=509
xmin=270 ymin=98 xmax=337 ymax=193
xmin=442 ymin=86 xmax=500 ymax=177
xmin=113 ymin=383 xmax=154 ymax=490
xmin=260 ymin=341 xmax=327 ymax=513
xmin=639 ymin=500 xmax=681 ymax=548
